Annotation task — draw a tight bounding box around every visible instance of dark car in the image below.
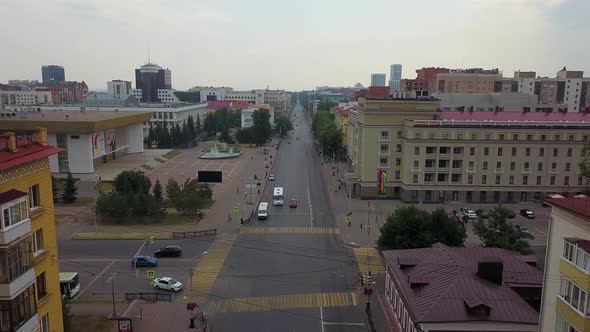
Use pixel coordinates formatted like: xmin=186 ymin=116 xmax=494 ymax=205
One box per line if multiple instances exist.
xmin=520 ymin=209 xmax=535 ymax=219
xmin=133 ymin=255 xmax=158 ymax=267
xmin=154 ymin=245 xmax=182 ymax=258
xmin=506 ymin=210 xmax=516 ymax=218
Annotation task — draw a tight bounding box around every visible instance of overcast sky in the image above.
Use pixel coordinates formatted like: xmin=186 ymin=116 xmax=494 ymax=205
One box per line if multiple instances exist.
xmin=0 ymin=0 xmax=588 ymax=91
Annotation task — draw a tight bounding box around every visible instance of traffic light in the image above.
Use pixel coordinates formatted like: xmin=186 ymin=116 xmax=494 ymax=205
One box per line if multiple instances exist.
xmin=360 ymin=273 xmax=366 ymax=286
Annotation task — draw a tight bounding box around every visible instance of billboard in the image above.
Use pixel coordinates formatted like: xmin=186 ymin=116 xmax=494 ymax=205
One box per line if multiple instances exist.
xmin=92 ymin=132 xmax=106 ymax=158
xmin=198 ymin=171 xmax=222 ymax=183
xmin=105 ymin=129 xmax=116 ymax=153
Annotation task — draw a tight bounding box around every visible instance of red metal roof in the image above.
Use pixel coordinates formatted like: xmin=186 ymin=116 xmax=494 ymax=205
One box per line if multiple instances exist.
xmin=383 ymin=243 xmax=542 ymax=324
xmin=438 ymin=111 xmax=590 ymax=123
xmin=207 ymin=100 xmax=251 ymax=109
xmin=545 ymin=197 xmax=590 ymax=224
xmin=0 ymin=144 xmax=63 ymax=171
xmin=0 ymin=189 xmax=28 ymax=205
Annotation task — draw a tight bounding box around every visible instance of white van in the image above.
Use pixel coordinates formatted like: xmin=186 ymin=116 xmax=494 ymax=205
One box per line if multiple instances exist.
xmin=258 ymin=202 xmax=269 ymax=220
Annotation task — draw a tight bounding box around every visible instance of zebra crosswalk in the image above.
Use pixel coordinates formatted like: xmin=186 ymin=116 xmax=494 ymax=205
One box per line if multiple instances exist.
xmin=352 ymin=247 xmax=385 ymax=275
xmin=240 ymin=227 xmax=340 ymax=235
xmin=204 ymin=291 xmax=358 ymax=313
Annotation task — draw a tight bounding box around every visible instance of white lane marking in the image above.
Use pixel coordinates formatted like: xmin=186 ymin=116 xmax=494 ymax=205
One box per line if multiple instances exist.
xmin=306 ymin=145 xmax=314 ymax=227
xmin=320 ymin=306 xmax=325 ymax=332
xmin=78 ymin=259 xmax=116 ymax=297
xmin=322 ymin=322 xmax=365 ymax=326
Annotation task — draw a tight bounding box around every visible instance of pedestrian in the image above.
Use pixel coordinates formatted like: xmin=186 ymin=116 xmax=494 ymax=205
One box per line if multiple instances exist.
xmin=360 ymin=223 xmax=363 ymax=229
xmin=237 ymin=186 xmax=239 ymax=193
xmin=348 ymin=221 xmax=351 ymax=227
xmin=254 ymin=174 xmax=257 ymax=180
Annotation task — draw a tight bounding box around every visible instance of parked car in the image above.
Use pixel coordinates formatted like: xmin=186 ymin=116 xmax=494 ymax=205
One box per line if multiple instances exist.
xmin=154 ymin=245 xmax=182 ymax=258
xmin=515 ymin=225 xmax=530 ymax=234
xmin=268 ymin=173 xmax=275 ymax=181
xmin=506 ymin=210 xmax=516 ymax=218
xmin=153 ymin=277 xmax=183 ymax=292
xmin=520 ymin=209 xmax=535 ymax=219
xmin=460 ymin=208 xmax=478 ymax=219
xmin=132 ymin=255 xmax=157 ymax=267
xmin=475 ymin=209 xmax=489 ymax=218
xmin=289 ymin=199 xmax=298 ymax=208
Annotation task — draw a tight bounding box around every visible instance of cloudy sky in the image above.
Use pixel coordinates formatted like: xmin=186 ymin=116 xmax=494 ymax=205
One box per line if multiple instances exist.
xmin=0 ymin=0 xmax=588 ymax=91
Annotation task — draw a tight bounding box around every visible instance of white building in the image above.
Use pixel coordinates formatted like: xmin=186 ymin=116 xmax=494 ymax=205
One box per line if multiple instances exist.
xmin=107 ymin=80 xmax=132 ymax=98
xmin=157 ymin=89 xmax=180 ymax=104
xmin=241 ymin=105 xmax=274 ymax=128
xmin=0 ymin=90 xmax=52 ymax=106
xmin=131 ymin=89 xmax=143 ymax=102
xmin=371 ymin=73 xmax=386 ymax=87
xmin=389 ymin=64 xmax=402 ymax=92
xmin=434 ymin=92 xmax=541 ymax=112
xmin=189 ymin=86 xmax=291 ymax=112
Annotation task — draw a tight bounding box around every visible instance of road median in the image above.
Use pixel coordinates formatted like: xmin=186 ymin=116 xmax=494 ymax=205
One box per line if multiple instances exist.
xmin=71 ymin=232 xmax=171 ymax=240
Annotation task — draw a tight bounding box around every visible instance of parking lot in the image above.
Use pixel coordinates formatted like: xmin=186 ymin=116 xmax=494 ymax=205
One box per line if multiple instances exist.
xmin=58 ymin=238 xmax=213 ymax=301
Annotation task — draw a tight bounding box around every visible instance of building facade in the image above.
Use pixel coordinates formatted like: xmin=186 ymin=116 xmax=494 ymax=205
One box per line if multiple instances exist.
xmin=0 ymin=129 xmax=64 ymax=332
xmin=416 ymin=67 xmax=450 ymax=92
xmin=347 ymin=97 xmax=590 ymax=202
xmin=383 ymin=244 xmax=542 ymax=332
xmin=400 ymin=79 xmax=428 ymax=92
xmin=107 ymin=80 xmax=132 ymax=98
xmin=0 ymin=90 xmax=52 ymax=106
xmin=41 ymin=65 xmax=64 ymax=85
xmin=433 ymin=92 xmax=540 ymax=112
xmin=370 ymin=74 xmax=386 ymax=87
xmin=435 ymin=68 xmax=503 ymax=93
xmin=330 ymin=103 xmax=356 ymax=148
xmin=540 ymin=198 xmax=590 ymax=332
xmin=389 ymin=64 xmax=402 ymax=92
xmin=135 ymin=64 xmax=171 ymax=103
xmin=240 ymin=105 xmax=274 ymax=128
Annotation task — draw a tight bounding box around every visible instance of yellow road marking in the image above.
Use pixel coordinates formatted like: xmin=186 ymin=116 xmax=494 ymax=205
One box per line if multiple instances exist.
xmin=240 ymin=227 xmax=340 ymax=234
xmin=352 ymin=247 xmax=385 ymax=275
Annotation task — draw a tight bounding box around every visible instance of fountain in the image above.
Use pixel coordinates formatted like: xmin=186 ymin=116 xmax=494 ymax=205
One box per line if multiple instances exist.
xmin=199 ymin=143 xmax=241 ymax=159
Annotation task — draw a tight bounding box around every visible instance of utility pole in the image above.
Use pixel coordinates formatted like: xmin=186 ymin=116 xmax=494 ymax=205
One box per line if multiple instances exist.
xmin=106 ymin=273 xmax=118 ymax=319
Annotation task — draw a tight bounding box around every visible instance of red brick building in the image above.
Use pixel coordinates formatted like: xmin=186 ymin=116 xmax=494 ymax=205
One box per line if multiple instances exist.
xmin=416 ymin=67 xmax=450 ymax=92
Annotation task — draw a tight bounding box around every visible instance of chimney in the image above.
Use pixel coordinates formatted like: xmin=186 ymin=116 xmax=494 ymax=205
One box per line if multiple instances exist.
xmin=33 ymin=128 xmax=48 ymax=146
xmin=477 ymin=257 xmax=503 ymax=285
xmin=1 ymin=132 xmax=18 ymax=153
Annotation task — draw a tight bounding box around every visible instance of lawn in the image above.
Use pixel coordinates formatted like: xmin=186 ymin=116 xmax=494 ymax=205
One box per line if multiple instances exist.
xmin=55 ymin=196 xmax=95 ymax=207
xmin=96 ymin=181 xmax=114 ymax=193
xmin=162 ymin=149 xmax=182 ymax=159
xmin=70 ymin=315 xmax=114 ymax=332
xmin=72 ymin=232 xmax=172 ymax=240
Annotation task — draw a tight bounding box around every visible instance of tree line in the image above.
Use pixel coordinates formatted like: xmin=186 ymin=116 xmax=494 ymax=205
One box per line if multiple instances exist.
xmin=312 ymin=109 xmax=344 ymax=158
xmin=146 ymin=114 xmax=201 ymax=149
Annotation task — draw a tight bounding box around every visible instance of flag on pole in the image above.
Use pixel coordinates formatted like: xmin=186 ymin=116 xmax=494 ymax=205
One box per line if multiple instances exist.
xmin=377 ymin=169 xmax=387 ymax=194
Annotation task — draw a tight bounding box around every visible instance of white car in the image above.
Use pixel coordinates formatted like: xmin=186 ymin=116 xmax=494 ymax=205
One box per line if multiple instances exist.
xmin=460 ymin=208 xmax=478 ymax=219
xmin=268 ymin=174 xmax=275 ymax=181
xmin=153 ymin=277 xmax=183 ymax=292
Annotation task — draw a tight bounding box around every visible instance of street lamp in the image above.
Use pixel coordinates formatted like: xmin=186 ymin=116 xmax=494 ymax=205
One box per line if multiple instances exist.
xmin=106 ymin=273 xmax=118 ymax=319
xmin=133 ymin=236 xmax=155 ymax=278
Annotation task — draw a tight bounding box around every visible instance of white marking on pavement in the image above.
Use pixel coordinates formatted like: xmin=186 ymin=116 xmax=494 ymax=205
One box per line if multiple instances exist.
xmin=78 ymin=259 xmax=116 ymax=297
xmin=534 ymin=227 xmax=546 ymax=235
xmin=305 ymin=147 xmax=314 ymax=227
xmin=322 ymin=322 xmax=365 ymax=326
xmin=319 ymin=306 xmax=325 ymax=332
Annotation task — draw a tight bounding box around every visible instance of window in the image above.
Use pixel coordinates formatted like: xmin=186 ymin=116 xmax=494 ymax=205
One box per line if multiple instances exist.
xmin=527 ymin=134 xmax=533 ymax=141
xmin=468 ymin=175 xmax=473 ymax=184
xmin=412 ymin=174 xmax=418 ymax=184
xmin=483 ymin=147 xmax=489 ymax=156
xmin=379 ymin=158 xmax=388 ymax=165
xmin=468 ymin=161 xmax=474 ymax=167
xmin=380 ymin=144 xmax=388 ymax=153
xmin=569 ymin=135 xmax=575 ymax=141
xmin=396 ymin=144 xmax=401 ymax=152
xmin=469 ymin=147 xmax=475 ymax=156
xmin=499 ymin=134 xmax=504 ymax=140
xmin=2 ymin=201 xmax=28 ymax=229
xmin=415 ymin=133 xmax=421 ymax=139
xmin=552 ymin=162 xmax=557 ymax=169
xmin=483 ymin=162 xmax=488 ymax=170
xmin=414 ymin=147 xmax=419 ymax=155
xmin=511 ymin=147 xmax=517 ymax=157
xmin=550 ymin=176 xmax=556 ymax=185
xmin=33 ymin=229 xmax=43 ymax=255
xmin=485 ymin=133 xmax=491 ymax=140
xmin=457 ymin=133 xmax=463 ymax=140
xmin=555 ymin=134 xmax=560 ymax=141
xmin=537 ymin=162 xmax=543 ymax=171
xmin=584 ymin=135 xmax=589 ymax=142
xmin=471 ymin=133 xmax=477 ymax=140
xmin=28 ymin=185 xmax=39 ymax=209
xmin=567 ymin=148 xmax=573 ymax=157
xmin=36 ymin=272 xmax=47 ymax=300
xmin=496 ymin=162 xmax=502 ymax=169
xmin=565 ymin=176 xmax=570 ymax=185
xmin=539 ymin=148 xmax=544 ymax=157
xmin=396 ymin=131 xmax=402 ymax=138
xmin=0 ymin=285 xmax=37 ymax=331
xmin=481 ymin=175 xmax=487 ymax=184
xmin=579 ymin=176 xmax=584 ymax=186
xmin=566 ymin=163 xmax=571 ymax=171
xmin=413 ymin=160 xmax=419 ymax=167
xmin=497 ymin=147 xmax=503 ymax=156
xmin=559 ymin=276 xmax=588 ymax=315
xmin=395 ymin=159 xmax=401 ymax=166
xmin=452 ymin=174 xmax=461 ymax=183
xmin=522 ymin=176 xmax=528 ymax=185
xmin=495 ymin=175 xmax=501 ymax=184
xmin=525 ymin=148 xmax=531 ymax=156
xmin=536 ymin=176 xmax=542 ymax=185
xmin=524 ymin=162 xmax=530 ymax=169
xmin=509 ymin=175 xmax=514 ymax=184
xmin=41 ymin=313 xmax=49 ymax=332
xmin=556 ymin=315 xmax=579 ymax=332
xmin=554 ymin=148 xmax=559 ymax=157
xmin=512 ymin=134 xmax=518 ymax=140
xmin=510 ymin=162 xmax=515 ymax=171
xmin=380 ymin=130 xmax=389 ymax=139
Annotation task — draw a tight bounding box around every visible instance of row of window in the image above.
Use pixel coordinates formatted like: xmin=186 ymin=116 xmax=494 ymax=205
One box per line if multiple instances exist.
xmin=1 ymin=185 xmax=41 ymax=231
xmin=563 ymin=240 xmax=590 ymax=274
xmin=385 ymin=275 xmax=416 ymax=332
xmin=417 ymin=160 xmax=574 ymax=172
xmin=380 ymin=129 xmax=590 ymax=142
xmin=417 ymin=146 xmax=580 ymax=158
xmin=152 ymin=112 xmax=176 ymax=120
xmin=413 ymin=173 xmax=579 ymax=186
xmin=556 ymin=315 xmax=578 ymax=332
xmin=559 ymin=276 xmax=589 ymax=315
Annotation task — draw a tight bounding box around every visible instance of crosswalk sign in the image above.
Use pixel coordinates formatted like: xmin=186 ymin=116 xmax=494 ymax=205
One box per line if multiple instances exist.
xmin=345 ymin=216 xmax=352 ymax=223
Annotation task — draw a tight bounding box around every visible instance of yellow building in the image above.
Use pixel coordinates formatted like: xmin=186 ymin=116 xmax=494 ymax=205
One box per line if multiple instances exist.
xmin=330 ymin=103 xmax=355 ymax=148
xmin=541 ymin=197 xmax=590 ymax=332
xmin=0 ymin=129 xmax=64 ymax=332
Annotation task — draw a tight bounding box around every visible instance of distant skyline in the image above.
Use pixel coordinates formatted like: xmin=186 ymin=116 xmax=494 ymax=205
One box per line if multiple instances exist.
xmin=1 ymin=0 xmax=588 ymax=91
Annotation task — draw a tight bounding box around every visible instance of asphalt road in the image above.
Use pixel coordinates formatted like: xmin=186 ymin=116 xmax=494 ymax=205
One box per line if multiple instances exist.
xmin=207 ymin=103 xmax=366 ymax=331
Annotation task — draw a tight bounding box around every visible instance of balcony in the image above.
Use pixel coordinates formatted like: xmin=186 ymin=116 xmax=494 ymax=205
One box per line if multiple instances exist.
xmin=411 ymin=167 xmax=421 ymax=173
xmin=378 ymin=164 xmax=390 ymax=169
xmin=467 ymin=167 xmax=477 ymax=174
xmin=425 ymin=152 xmax=437 ymax=158
xmin=424 ymin=180 xmax=435 ymax=185
xmin=379 ymin=136 xmax=390 ymax=143
xmin=0 ymin=269 xmax=35 ymax=298
xmin=438 ymin=167 xmax=450 ymax=172
xmin=0 ymin=219 xmax=31 ymax=246
xmin=522 ymin=168 xmax=532 ymax=174
xmin=551 ymin=169 xmax=560 ymax=175
xmin=452 ymin=154 xmax=464 ymax=159
xmin=494 ymin=168 xmax=504 ymax=174
xmin=451 ymin=168 xmax=462 ymax=174
xmin=424 ymin=167 xmax=435 ymax=172
xmin=378 ymin=150 xmax=390 ymax=156
xmin=14 ymin=313 xmax=38 ymax=332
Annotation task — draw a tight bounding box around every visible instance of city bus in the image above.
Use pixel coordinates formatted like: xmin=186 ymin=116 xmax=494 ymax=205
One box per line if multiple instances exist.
xmin=273 ymin=187 xmax=284 ymax=206
xmin=59 ymin=272 xmax=80 ymax=299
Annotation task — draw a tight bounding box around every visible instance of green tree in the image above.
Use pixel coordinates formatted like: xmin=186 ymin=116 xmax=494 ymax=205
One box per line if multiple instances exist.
xmin=166 ymin=178 xmax=181 ymax=203
xmin=168 ymin=179 xmax=208 ymax=216
xmin=203 ymin=113 xmax=216 ymax=136
xmin=51 ymin=176 xmax=59 ymax=203
xmin=61 ymin=172 xmax=78 ymax=203
xmin=113 ymin=170 xmax=151 ymax=196
xmin=152 ymin=179 xmax=163 ymax=202
xmin=195 ymin=114 xmax=202 ymax=133
xmin=473 ymin=206 xmax=534 ymax=254
xmin=312 ymin=110 xmax=343 ymax=157
xmin=579 ymin=145 xmax=590 ymax=181
xmin=186 ymin=115 xmax=196 ymax=140
xmin=219 ymin=128 xmax=234 ymax=144
xmin=146 ymin=124 xmax=154 ymax=148
xmin=377 ymin=206 xmax=466 ymax=250
xmin=251 ymin=109 xmax=272 ymax=145
xmin=235 ymin=128 xmax=253 ymax=144
xmin=275 ymin=115 xmax=293 ymax=137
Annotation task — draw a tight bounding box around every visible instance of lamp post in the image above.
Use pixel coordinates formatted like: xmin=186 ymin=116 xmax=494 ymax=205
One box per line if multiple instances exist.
xmin=133 ymin=236 xmax=155 ymax=278
xmin=106 ymin=273 xmax=118 ymax=319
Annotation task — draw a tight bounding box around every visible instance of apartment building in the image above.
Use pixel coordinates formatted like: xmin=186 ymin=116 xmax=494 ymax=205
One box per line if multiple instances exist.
xmin=330 ymin=103 xmax=356 ymax=148
xmin=347 ymin=97 xmax=590 ymax=202
xmin=0 ymin=90 xmax=52 ymax=106
xmin=383 ymin=243 xmax=542 ymax=332
xmin=435 ymin=68 xmax=503 ymax=93
xmin=540 ymin=197 xmax=590 ymax=332
xmin=189 ymin=87 xmax=291 ymax=112
xmin=0 ymin=129 xmax=64 ymax=331
xmin=370 ymin=74 xmax=386 ymax=87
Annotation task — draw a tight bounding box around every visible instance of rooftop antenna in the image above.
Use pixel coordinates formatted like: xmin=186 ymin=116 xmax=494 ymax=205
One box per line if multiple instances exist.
xmin=147 ymin=41 xmax=150 ymax=64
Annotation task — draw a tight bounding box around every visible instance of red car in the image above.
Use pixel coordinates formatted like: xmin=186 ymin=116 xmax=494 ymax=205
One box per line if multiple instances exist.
xmin=289 ymin=199 xmax=298 ymax=208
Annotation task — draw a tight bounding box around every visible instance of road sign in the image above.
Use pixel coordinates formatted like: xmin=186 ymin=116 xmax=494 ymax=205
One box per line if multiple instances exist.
xmin=345 ymin=216 xmax=352 ymax=223
xmin=146 ymin=270 xmax=155 ymax=278
xmin=187 ymin=302 xmax=198 ymax=311
xmin=233 ymin=206 xmax=239 ymax=213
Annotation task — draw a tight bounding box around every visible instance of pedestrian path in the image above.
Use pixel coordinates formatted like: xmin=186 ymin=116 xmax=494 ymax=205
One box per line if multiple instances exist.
xmin=190 ymin=235 xmax=236 ymax=302
xmin=204 ymin=291 xmax=359 ymax=313
xmin=240 ymin=227 xmax=340 ymax=235
xmin=353 ymin=248 xmax=386 ymax=275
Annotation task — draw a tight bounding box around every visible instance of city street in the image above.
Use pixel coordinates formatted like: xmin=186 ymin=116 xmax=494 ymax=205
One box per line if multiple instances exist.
xmin=203 ymin=104 xmax=368 ymax=331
